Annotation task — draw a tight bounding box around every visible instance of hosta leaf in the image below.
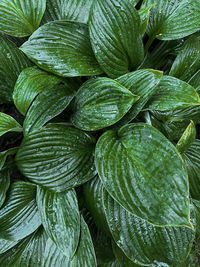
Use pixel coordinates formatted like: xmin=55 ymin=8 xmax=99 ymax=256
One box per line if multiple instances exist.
xmin=145 ymin=76 xmax=200 ymax=111
xmin=182 ymin=140 xmax=200 ymax=200
xmin=42 ymin=0 xmax=95 ymax=24
xmin=169 ymin=35 xmax=200 ymax=82
xmin=95 ymin=123 xmax=191 ymax=227
xmin=139 ymin=4 xmax=155 ymax=37
xmin=188 ymin=69 xmax=200 ymax=91
xmin=20 ymin=21 xmax=103 ymax=77
xmin=24 ymin=85 xmax=75 ymax=135
xmin=0 ymin=0 xmax=46 ymax=37
xmin=0 ymin=169 xmax=10 ymax=208
xmin=0 ymin=182 xmax=41 ymax=241
xmin=71 ymin=78 xmax=138 ymax=131
xmin=15 ymin=125 xmax=96 ymax=192
xmin=0 ymin=227 xmax=47 ymax=267
xmin=103 ymin=190 xmax=195 ymax=266
xmin=0 ymin=113 xmax=22 ymax=136
xmin=114 ymin=69 xmax=163 ymax=128
xmin=143 ymin=0 xmax=200 ymax=40
xmin=0 ymin=147 xmax=18 ymax=170
xmin=176 ymin=121 xmax=196 ymax=154
xmin=89 ymin=0 xmax=144 ymax=78
xmin=43 ymin=216 xmax=97 ymax=267
xmin=0 ymin=238 xmax=18 ymax=254
xmin=37 ymin=186 xmax=80 ymax=258
xmin=13 ymin=66 xmax=61 ymax=115
xmin=0 ymin=34 xmax=32 ymax=103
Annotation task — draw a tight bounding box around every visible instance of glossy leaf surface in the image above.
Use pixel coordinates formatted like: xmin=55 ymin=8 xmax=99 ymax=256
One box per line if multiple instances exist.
xmin=0 ymin=169 xmax=10 ymax=208
xmin=16 ymin=125 xmax=96 ymax=192
xmin=0 ymin=113 xmax=22 ymax=136
xmin=0 ymin=147 xmax=18 ymax=170
xmin=37 ymin=186 xmax=80 ymax=258
xmin=13 ymin=66 xmax=61 ymax=115
xmin=89 ymin=0 xmax=144 ymax=78
xmin=71 ymin=78 xmax=138 ymax=131
xmin=20 ymin=21 xmax=103 ymax=77
xmin=0 ymin=182 xmax=41 ymax=241
xmin=95 ymin=123 xmax=191 ymax=227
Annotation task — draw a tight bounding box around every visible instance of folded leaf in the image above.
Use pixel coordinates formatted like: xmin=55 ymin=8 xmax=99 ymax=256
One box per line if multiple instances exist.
xmin=71 ymin=78 xmax=138 ymax=131
xmin=95 ymin=123 xmax=191 ymax=227
xmin=37 ymin=186 xmax=80 ymax=258
xmin=13 ymin=66 xmax=61 ymax=115
xmin=0 ymin=113 xmax=22 ymax=137
xmin=0 ymin=182 xmax=41 ymax=241
xmin=43 ymin=216 xmax=97 ymax=267
xmin=15 ymin=125 xmax=96 ymax=192
xmin=114 ymin=69 xmax=163 ymax=128
xmin=0 ymin=147 xmax=18 ymax=170
xmin=143 ymin=0 xmax=200 ymax=40
xmin=103 ymin=190 xmax=195 ymax=266
xmin=0 ymin=34 xmax=32 ymax=103
xmin=20 ymin=21 xmax=103 ymax=77
xmin=89 ymin=0 xmax=144 ymax=78
xmin=0 ymin=169 xmax=10 ymax=208
xmin=145 ymin=76 xmax=200 ymax=111
xmin=138 ymin=4 xmax=155 ymax=37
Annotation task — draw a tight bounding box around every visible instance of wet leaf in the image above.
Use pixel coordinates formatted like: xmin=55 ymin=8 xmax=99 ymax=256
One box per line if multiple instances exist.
xmin=176 ymin=121 xmax=196 ymax=153
xmin=0 ymin=169 xmax=10 ymax=208
xmin=0 ymin=113 xmax=22 ymax=137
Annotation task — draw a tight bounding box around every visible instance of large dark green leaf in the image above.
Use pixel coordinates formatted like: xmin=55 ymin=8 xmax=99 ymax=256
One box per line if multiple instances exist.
xmin=142 ymin=0 xmax=200 ymax=40
xmin=0 ymin=227 xmax=47 ymax=267
xmin=37 ymin=186 xmax=80 ymax=258
xmin=89 ymin=0 xmax=144 ymax=78
xmin=145 ymin=76 xmax=200 ymax=111
xmin=103 ymin=190 xmax=195 ymax=266
xmin=0 ymin=182 xmax=41 ymax=241
xmin=0 ymin=169 xmax=10 ymax=208
xmin=71 ymin=78 xmax=138 ymax=131
xmin=0 ymin=34 xmax=32 ymax=103
xmin=13 ymin=66 xmax=61 ymax=115
xmin=20 ymin=21 xmax=103 ymax=77
xmin=183 ymin=140 xmax=200 ymax=200
xmin=43 ymin=216 xmax=97 ymax=267
xmin=15 ymin=125 xmax=96 ymax=192
xmin=0 ymin=0 xmax=46 ymax=37
xmin=23 ymin=85 xmax=75 ymax=135
xmin=114 ymin=69 xmax=163 ymax=128
xmin=42 ymin=0 xmax=95 ymax=24
xmin=0 ymin=113 xmax=22 ymax=136
xmin=95 ymin=123 xmax=191 ymax=227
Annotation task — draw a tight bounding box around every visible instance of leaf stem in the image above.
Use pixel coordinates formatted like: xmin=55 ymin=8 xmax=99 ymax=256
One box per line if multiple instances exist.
xmin=144 ymin=35 xmax=155 ymax=54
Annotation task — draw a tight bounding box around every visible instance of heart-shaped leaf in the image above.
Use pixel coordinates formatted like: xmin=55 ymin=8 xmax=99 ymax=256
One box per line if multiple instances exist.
xmin=20 ymin=21 xmax=103 ymax=77
xmin=0 ymin=0 xmax=46 ymax=37
xmin=15 ymin=124 xmax=96 ymax=192
xmin=43 ymin=216 xmax=97 ymax=267
xmin=0 ymin=182 xmax=41 ymax=241
xmin=0 ymin=113 xmax=22 ymax=137
xmin=37 ymin=186 xmax=80 ymax=258
xmin=13 ymin=66 xmax=61 ymax=115
xmin=71 ymin=78 xmax=138 ymax=131
xmin=103 ymin=190 xmax=195 ymax=266
xmin=95 ymin=123 xmax=191 ymax=227
xmin=0 ymin=169 xmax=10 ymax=209
xmin=0 ymin=34 xmax=32 ymax=103
xmin=89 ymin=0 xmax=144 ymax=78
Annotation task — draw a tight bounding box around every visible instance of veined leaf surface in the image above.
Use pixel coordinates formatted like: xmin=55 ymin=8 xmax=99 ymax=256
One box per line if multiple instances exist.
xmin=0 ymin=113 xmax=22 ymax=137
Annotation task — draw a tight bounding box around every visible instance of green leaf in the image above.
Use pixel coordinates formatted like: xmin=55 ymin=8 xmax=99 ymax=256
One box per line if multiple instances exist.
xmin=13 ymin=66 xmax=61 ymax=115
xmin=0 ymin=0 xmax=46 ymax=37
xmin=42 ymin=0 xmax=95 ymax=24
xmin=114 ymin=69 xmax=163 ymax=128
xmin=0 ymin=113 xmax=22 ymax=136
xmin=37 ymin=186 xmax=80 ymax=258
xmin=0 ymin=182 xmax=41 ymax=241
xmin=138 ymin=4 xmax=155 ymax=37
xmin=20 ymin=21 xmax=103 ymax=77
xmin=183 ymin=140 xmax=200 ymax=200
xmin=103 ymin=190 xmax=195 ymax=266
xmin=169 ymin=35 xmax=200 ymax=82
xmin=0 ymin=238 xmax=18 ymax=254
xmin=43 ymin=216 xmax=97 ymax=267
xmin=0 ymin=227 xmax=47 ymax=267
xmin=142 ymin=0 xmax=200 ymax=40
xmin=176 ymin=121 xmax=196 ymax=154
xmin=15 ymin=125 xmax=96 ymax=192
xmin=0 ymin=147 xmax=18 ymax=170
xmin=0 ymin=169 xmax=10 ymax=209
xmin=188 ymin=69 xmax=200 ymax=91
xmin=89 ymin=0 xmax=144 ymax=78
xmin=23 ymin=85 xmax=75 ymax=135
xmin=0 ymin=34 xmax=32 ymax=103
xmin=145 ymin=76 xmax=200 ymax=111
xmin=71 ymin=78 xmax=138 ymax=131
xmin=95 ymin=123 xmax=191 ymax=227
